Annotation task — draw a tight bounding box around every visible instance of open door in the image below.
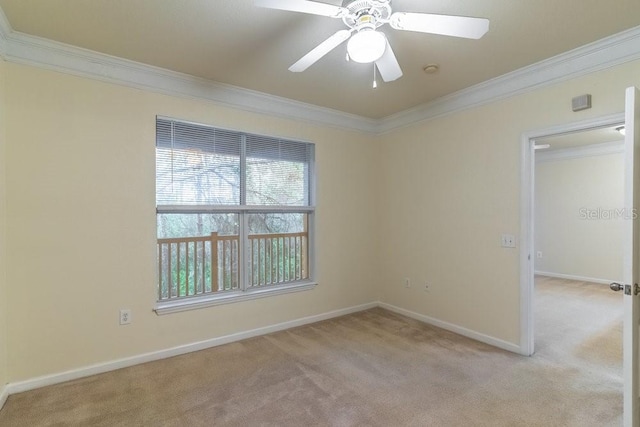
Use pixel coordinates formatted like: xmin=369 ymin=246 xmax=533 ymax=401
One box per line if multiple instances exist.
xmin=620 ymin=86 xmax=640 ymax=427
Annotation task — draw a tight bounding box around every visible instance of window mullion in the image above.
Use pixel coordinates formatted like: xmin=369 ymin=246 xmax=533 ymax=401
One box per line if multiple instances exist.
xmin=240 ymin=134 xmax=246 ymax=205
xmin=156 ymin=205 xmax=244 ymax=214
xmin=239 ymin=135 xmax=248 ymax=291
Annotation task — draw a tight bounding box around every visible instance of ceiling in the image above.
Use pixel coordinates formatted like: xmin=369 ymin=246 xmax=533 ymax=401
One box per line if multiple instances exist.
xmin=1 ymin=0 xmax=639 ymax=119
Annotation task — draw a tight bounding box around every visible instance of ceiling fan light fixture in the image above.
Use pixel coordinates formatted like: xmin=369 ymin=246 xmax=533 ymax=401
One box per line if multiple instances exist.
xmin=257 ymin=0 xmax=489 ymax=81
xmin=347 ymin=29 xmax=386 ymax=63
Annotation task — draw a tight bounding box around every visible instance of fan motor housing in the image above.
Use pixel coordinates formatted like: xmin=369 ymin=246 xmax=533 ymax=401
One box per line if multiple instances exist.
xmin=342 ymin=0 xmax=392 ymax=29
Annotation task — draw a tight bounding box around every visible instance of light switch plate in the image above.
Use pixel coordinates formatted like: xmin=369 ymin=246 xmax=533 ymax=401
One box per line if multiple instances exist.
xmin=501 ymin=234 xmax=516 ymax=248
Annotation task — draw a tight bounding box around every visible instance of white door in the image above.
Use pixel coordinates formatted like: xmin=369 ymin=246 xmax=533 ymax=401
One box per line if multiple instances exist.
xmin=619 ymin=86 xmax=640 ymax=427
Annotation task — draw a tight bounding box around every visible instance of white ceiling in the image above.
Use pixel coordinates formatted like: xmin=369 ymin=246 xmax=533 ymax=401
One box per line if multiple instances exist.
xmin=1 ymin=0 xmax=640 ymax=119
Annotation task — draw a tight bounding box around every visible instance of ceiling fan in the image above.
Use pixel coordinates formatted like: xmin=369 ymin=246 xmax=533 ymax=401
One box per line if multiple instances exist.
xmin=255 ymin=0 xmax=490 ymax=83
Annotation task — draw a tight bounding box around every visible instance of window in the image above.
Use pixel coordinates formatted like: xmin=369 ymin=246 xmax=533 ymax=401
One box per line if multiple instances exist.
xmin=155 ymin=117 xmax=315 ymax=314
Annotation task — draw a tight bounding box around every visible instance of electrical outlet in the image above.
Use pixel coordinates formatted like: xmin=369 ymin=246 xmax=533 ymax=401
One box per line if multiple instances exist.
xmin=423 ymin=282 xmax=430 ymax=292
xmin=119 ymin=309 xmax=132 ymax=325
xmin=537 ymin=251 xmax=543 ymax=259
xmin=404 ymin=278 xmax=411 ymax=288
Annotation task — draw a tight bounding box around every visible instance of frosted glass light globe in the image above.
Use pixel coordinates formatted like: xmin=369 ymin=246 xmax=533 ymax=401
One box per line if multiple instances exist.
xmin=347 ymin=30 xmax=386 ymax=63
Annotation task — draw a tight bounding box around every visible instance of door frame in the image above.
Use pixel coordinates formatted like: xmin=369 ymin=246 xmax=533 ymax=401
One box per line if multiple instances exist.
xmin=519 ymin=112 xmax=625 ymax=356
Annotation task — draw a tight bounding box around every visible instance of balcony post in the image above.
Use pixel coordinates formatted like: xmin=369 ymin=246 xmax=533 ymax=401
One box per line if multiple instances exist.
xmin=211 ymin=232 xmax=219 ymax=292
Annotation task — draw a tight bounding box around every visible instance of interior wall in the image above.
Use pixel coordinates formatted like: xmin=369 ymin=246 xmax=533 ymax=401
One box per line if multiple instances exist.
xmin=375 ymin=59 xmax=640 ymax=346
xmin=0 ymin=59 xmax=8 ymax=390
xmin=4 ymin=54 xmax=640 ymax=386
xmin=4 ymin=62 xmax=379 ymax=382
xmin=535 ymin=152 xmax=624 ymax=282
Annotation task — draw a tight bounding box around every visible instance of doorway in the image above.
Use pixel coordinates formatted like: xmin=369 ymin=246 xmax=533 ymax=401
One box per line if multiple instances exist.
xmin=533 ymin=125 xmax=625 ymax=415
xmin=520 ymin=114 xmax=627 ymax=421
xmin=534 ymin=128 xmax=625 ymax=287
xmin=519 ymin=113 xmax=625 ymax=356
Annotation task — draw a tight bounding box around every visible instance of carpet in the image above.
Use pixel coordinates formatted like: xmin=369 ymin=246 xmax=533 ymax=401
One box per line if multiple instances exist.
xmin=0 ymin=277 xmax=623 ymax=426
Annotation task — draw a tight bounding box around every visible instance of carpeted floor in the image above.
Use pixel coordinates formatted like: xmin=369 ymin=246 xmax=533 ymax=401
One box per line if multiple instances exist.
xmin=0 ymin=276 xmax=623 ymax=426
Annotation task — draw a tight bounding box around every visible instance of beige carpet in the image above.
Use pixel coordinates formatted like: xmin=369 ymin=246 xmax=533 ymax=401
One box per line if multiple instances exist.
xmin=0 ymin=277 xmax=623 ymax=426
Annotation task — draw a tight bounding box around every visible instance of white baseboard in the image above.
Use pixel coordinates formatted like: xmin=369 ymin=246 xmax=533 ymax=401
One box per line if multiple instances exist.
xmin=6 ymin=302 xmax=378 ymax=395
xmin=378 ymin=302 xmax=523 ymax=355
xmin=0 ymin=384 xmax=8 ymax=411
xmin=534 ymin=271 xmax=617 ymax=285
xmin=3 ymin=300 xmax=524 ymax=400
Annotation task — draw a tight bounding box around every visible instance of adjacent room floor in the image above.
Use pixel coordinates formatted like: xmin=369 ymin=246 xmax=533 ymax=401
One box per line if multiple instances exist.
xmin=0 ymin=277 xmax=623 ymax=426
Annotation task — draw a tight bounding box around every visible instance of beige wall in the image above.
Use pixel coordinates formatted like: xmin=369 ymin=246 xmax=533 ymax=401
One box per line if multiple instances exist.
xmin=3 ymin=55 xmax=640 ymax=385
xmin=4 ymin=63 xmax=378 ymax=382
xmin=376 ymin=59 xmax=640 ymax=345
xmin=0 ymin=59 xmax=7 ymax=389
xmin=535 ymin=153 xmax=624 ymax=282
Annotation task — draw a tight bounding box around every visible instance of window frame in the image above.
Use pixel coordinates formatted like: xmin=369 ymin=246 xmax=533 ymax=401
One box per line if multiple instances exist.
xmin=154 ymin=116 xmax=317 ymax=315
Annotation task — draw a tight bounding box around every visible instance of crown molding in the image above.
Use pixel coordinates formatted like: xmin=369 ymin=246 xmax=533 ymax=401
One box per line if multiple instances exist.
xmin=0 ymin=5 xmax=9 ymax=57
xmin=0 ymin=4 xmax=639 ymax=135
xmin=0 ymin=9 xmax=376 ymax=134
xmin=535 ymin=140 xmax=624 ymax=163
xmin=376 ymin=26 xmax=640 ymax=133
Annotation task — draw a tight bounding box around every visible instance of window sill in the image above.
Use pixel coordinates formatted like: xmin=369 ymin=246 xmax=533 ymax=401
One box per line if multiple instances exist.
xmin=154 ymin=281 xmax=318 ymax=315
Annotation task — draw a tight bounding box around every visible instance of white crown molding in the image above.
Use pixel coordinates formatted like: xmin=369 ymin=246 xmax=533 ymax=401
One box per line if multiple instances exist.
xmin=0 ymin=5 xmax=9 ymax=56
xmin=535 ymin=140 xmax=624 ymax=163
xmin=377 ymin=26 xmax=640 ymax=134
xmin=0 ymin=11 xmax=376 ymax=134
xmin=0 ymin=6 xmax=639 ymax=135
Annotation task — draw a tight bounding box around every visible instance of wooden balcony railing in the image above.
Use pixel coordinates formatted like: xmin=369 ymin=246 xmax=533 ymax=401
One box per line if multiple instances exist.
xmin=248 ymin=232 xmax=308 ymax=288
xmin=157 ymin=231 xmax=308 ymax=301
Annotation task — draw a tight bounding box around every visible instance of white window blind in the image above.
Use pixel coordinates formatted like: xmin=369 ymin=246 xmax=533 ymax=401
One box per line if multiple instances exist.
xmin=156 ymin=119 xmax=241 ymax=205
xmin=246 ymin=135 xmax=312 ymax=206
xmin=156 ymin=118 xmax=314 ymax=207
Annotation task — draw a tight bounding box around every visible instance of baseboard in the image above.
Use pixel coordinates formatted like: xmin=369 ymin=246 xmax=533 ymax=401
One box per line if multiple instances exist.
xmin=534 ymin=271 xmax=617 ymax=285
xmin=0 ymin=384 xmax=8 ymax=411
xmin=4 ymin=300 xmax=523 ymax=398
xmin=378 ymin=302 xmax=522 ymax=355
xmin=6 ymin=302 xmax=378 ymax=395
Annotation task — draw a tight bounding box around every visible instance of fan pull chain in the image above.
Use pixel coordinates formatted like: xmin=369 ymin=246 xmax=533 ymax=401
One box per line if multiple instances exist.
xmin=373 ymin=64 xmax=378 ymax=89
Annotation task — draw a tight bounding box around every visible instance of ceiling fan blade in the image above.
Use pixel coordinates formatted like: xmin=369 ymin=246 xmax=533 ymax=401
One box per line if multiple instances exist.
xmin=255 ymin=0 xmax=345 ymax=18
xmin=289 ymin=29 xmax=352 ymax=72
xmin=375 ymin=40 xmax=403 ymax=82
xmin=390 ymin=12 xmax=489 ymax=39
